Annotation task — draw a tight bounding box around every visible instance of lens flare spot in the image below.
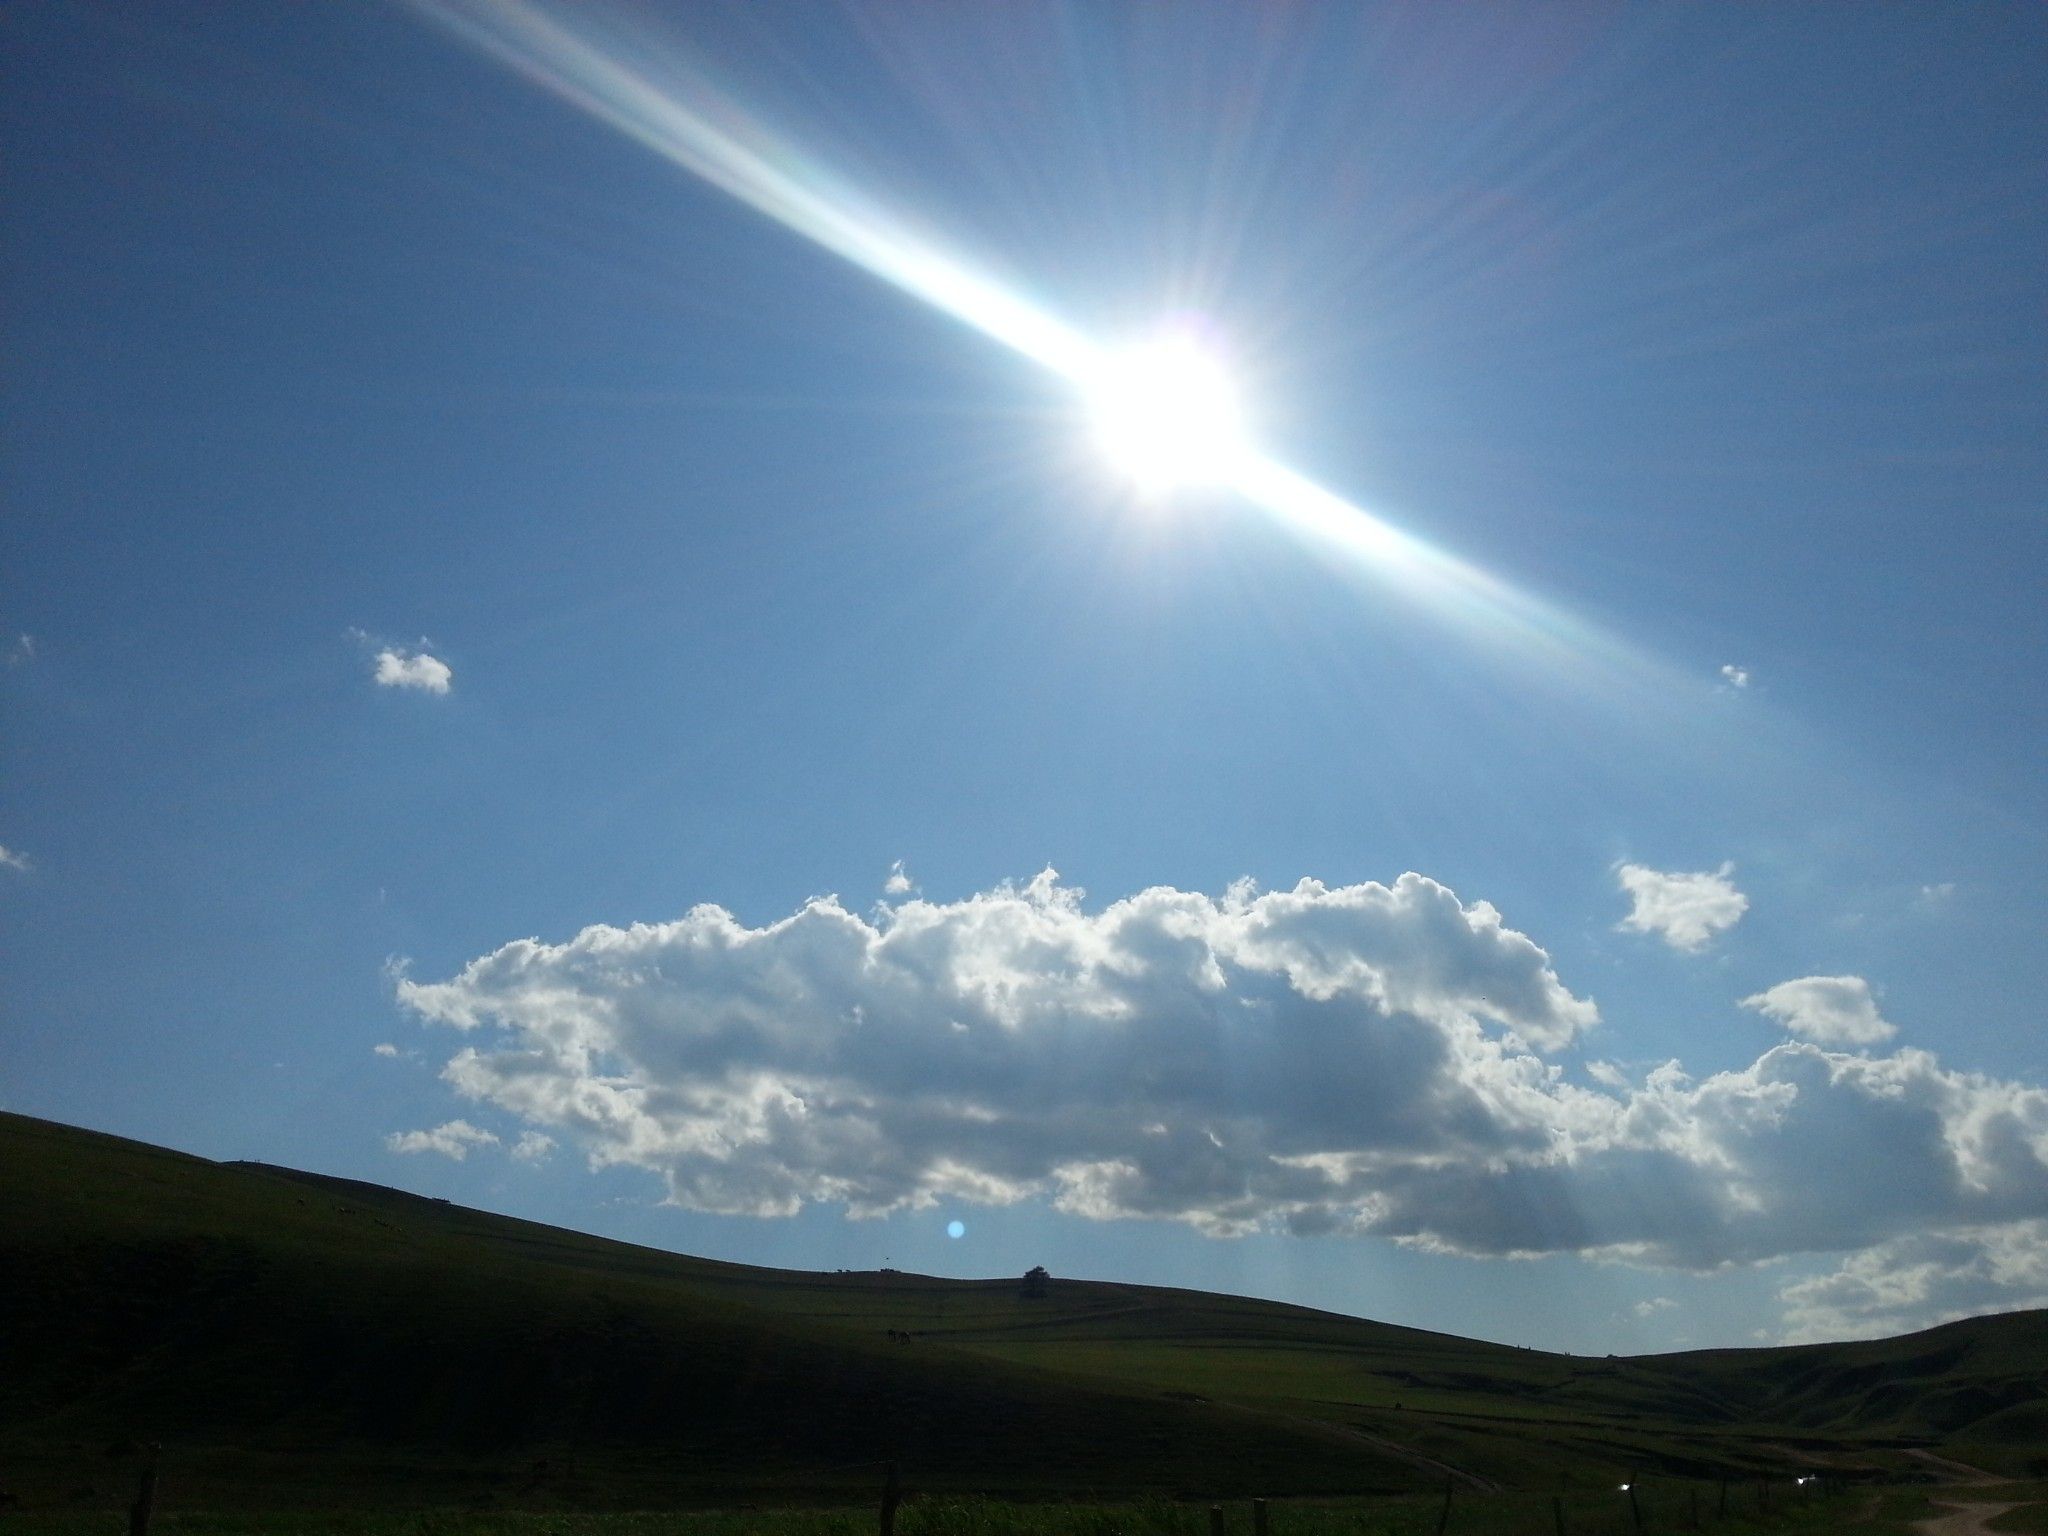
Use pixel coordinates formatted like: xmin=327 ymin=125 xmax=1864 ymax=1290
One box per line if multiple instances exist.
xmin=1083 ymin=331 xmax=1250 ymax=494
xmin=946 ymin=1219 xmax=966 ymax=1239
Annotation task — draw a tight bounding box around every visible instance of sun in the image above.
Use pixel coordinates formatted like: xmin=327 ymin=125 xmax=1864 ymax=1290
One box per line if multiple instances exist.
xmin=1081 ymin=330 xmax=1251 ymax=495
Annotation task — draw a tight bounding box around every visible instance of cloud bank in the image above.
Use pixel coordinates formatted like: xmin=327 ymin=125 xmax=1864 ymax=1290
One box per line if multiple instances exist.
xmin=1779 ymin=1222 xmax=2048 ymax=1342
xmin=397 ymin=871 xmax=2048 ymax=1273
xmin=1616 ymin=862 xmax=1748 ymax=952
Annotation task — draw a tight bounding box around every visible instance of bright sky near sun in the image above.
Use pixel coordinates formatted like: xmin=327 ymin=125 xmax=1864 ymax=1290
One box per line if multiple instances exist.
xmin=4 ymin=2 xmax=2046 ymax=1354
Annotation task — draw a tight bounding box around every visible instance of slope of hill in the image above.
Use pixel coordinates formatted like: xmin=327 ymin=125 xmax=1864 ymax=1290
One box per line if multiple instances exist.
xmin=2 ymin=1111 xmax=2043 ymax=1510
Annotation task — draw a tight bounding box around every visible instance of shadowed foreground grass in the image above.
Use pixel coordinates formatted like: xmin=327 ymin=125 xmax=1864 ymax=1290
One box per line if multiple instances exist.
xmin=7 ymin=1481 xmax=2002 ymax=1536
xmin=7 ymin=1111 xmax=2047 ymax=1509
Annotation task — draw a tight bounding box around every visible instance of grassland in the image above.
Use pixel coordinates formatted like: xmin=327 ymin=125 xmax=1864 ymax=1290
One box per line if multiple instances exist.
xmin=8 ymin=1480 xmax=2041 ymax=1536
xmin=3 ymin=1110 xmax=2044 ymax=1518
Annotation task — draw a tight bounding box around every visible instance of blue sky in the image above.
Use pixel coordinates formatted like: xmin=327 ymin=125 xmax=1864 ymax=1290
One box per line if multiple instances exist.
xmin=4 ymin=0 xmax=2045 ymax=1353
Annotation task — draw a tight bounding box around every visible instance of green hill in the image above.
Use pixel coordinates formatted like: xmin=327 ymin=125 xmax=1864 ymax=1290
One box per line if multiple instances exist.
xmin=2 ymin=1111 xmax=2043 ymax=1511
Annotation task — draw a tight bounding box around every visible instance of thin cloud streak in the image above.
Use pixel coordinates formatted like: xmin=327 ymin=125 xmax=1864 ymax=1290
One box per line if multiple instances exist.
xmin=385 ymin=1119 xmax=499 ymax=1160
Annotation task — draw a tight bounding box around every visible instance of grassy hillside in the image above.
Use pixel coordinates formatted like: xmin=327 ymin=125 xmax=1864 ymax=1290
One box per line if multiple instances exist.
xmin=3 ymin=1111 xmax=2043 ymax=1512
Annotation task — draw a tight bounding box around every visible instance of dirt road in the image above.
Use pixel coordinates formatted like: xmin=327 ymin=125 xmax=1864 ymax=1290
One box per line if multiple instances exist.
xmin=1907 ymin=1449 xmax=2001 ymax=1486
xmin=1914 ymin=1497 xmax=2018 ymax=1536
xmin=1910 ymin=1448 xmax=2019 ymax=1536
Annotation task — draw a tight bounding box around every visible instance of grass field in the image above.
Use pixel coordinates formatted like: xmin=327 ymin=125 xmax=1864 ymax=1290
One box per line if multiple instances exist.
xmin=4 ymin=1110 xmax=2045 ymax=1515
xmin=0 ymin=1481 xmax=1989 ymax=1536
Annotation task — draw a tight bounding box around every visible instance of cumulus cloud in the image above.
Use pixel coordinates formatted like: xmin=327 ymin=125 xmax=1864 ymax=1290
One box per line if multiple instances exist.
xmin=1743 ymin=975 xmax=1897 ymax=1047
xmin=884 ymin=860 xmax=916 ymax=897
xmin=400 ymin=871 xmax=1598 ymax=1230
xmin=1719 ymin=664 xmax=1750 ymax=689
xmin=0 ymin=845 xmax=30 ymax=874
xmin=385 ymin=1119 xmax=498 ymax=1160
xmin=373 ymin=646 xmax=452 ymax=694
xmin=1616 ymin=862 xmax=1748 ymax=953
xmin=1779 ymin=1222 xmax=2048 ymax=1342
xmin=396 ymin=871 xmax=2048 ymax=1273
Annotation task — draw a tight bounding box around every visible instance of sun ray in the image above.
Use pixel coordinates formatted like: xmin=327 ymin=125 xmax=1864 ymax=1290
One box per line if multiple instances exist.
xmin=408 ymin=0 xmax=1665 ymax=685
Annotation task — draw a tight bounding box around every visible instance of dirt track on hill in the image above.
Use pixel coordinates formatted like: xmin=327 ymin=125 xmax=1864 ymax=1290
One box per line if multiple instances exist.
xmin=1908 ymin=1449 xmax=2001 ymax=1486
xmin=1910 ymin=1449 xmax=2017 ymax=1536
xmin=1915 ymin=1497 xmax=2018 ymax=1536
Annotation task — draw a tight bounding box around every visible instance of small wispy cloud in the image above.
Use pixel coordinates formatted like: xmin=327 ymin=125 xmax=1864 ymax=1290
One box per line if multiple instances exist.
xmin=385 ymin=1120 xmax=498 ymax=1160
xmin=884 ymin=859 xmax=916 ymax=896
xmin=5 ymin=634 xmax=34 ymax=669
xmin=1616 ymin=861 xmax=1748 ymax=953
xmin=0 ymin=845 xmax=32 ymax=874
xmin=1743 ymin=975 xmax=1897 ymax=1047
xmin=1719 ymin=664 xmax=1750 ymax=689
xmin=1917 ymin=882 xmax=1957 ymax=909
xmin=511 ymin=1131 xmax=556 ymax=1163
xmin=348 ymin=629 xmax=453 ymax=694
xmin=1634 ymin=1297 xmax=1677 ymax=1318
xmin=372 ymin=1042 xmax=400 ymax=1058
xmin=374 ymin=647 xmax=452 ymax=694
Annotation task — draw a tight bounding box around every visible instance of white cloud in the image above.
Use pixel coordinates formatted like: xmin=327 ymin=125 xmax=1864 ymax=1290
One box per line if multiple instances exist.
xmin=373 ymin=646 xmax=452 ymax=694
xmin=511 ymin=1131 xmax=557 ymax=1163
xmin=1634 ymin=1297 xmax=1676 ymax=1318
xmin=1918 ymin=882 xmax=1957 ymax=909
xmin=1779 ymin=1222 xmax=2048 ymax=1342
xmin=373 ymin=1042 xmax=400 ymax=1058
xmin=5 ymin=634 xmax=33 ymax=668
xmin=1616 ymin=861 xmax=1748 ymax=953
xmin=1743 ymin=975 xmax=1897 ymax=1047
xmin=0 ymin=845 xmax=30 ymax=874
xmin=400 ymin=870 xmax=1600 ymax=1229
xmin=385 ymin=1119 xmax=498 ymax=1160
xmin=1719 ymin=664 xmax=1750 ymax=689
xmin=397 ymin=871 xmax=2048 ymax=1275
xmin=884 ymin=860 xmax=916 ymax=897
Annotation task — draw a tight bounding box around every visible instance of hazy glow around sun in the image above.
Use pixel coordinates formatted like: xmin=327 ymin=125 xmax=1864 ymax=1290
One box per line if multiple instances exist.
xmin=1082 ymin=331 xmax=1252 ymax=494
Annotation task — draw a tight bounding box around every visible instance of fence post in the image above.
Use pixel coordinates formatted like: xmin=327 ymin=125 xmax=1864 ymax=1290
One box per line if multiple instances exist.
xmin=1552 ymin=1493 xmax=1567 ymax=1536
xmin=1435 ymin=1476 xmax=1452 ymax=1536
xmin=129 ymin=1445 xmax=159 ymax=1536
xmin=1716 ymin=1479 xmax=1726 ymax=1518
xmin=1688 ymin=1486 xmax=1698 ymax=1530
xmin=1209 ymin=1503 xmax=1225 ymax=1536
xmin=1252 ymin=1497 xmax=1268 ymax=1536
xmin=879 ymin=1460 xmax=900 ymax=1536
xmin=1626 ymin=1480 xmax=1643 ymax=1535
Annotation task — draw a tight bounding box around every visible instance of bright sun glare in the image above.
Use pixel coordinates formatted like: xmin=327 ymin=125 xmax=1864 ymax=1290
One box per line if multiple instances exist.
xmin=1082 ymin=332 xmax=1251 ymax=495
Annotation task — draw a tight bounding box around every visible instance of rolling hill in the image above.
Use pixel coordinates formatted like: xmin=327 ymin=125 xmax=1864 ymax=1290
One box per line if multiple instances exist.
xmin=3 ymin=1111 xmax=2043 ymax=1511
